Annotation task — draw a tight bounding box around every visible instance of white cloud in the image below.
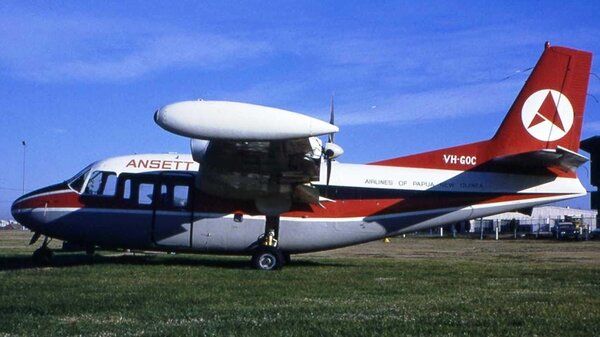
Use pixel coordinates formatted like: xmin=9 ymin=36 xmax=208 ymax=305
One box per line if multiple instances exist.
xmin=0 ymin=13 xmax=270 ymax=82
xmin=50 ymin=128 xmax=67 ymax=135
xmin=1 ymin=9 xmax=597 ymax=128
xmin=335 ymin=79 xmax=522 ymax=126
xmin=44 ymin=34 xmax=270 ymax=81
xmin=287 ymin=25 xmax=543 ymax=86
xmin=266 ymin=24 xmax=600 ymax=126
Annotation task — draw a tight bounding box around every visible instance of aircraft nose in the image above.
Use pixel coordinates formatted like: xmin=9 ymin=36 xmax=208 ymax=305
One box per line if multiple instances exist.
xmin=11 ymin=196 xmax=28 ymax=228
xmin=11 ymin=182 xmax=71 ymax=233
xmin=10 ymin=189 xmax=47 ymax=232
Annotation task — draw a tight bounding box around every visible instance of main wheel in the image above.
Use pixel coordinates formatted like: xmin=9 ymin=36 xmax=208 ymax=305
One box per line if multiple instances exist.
xmin=85 ymin=246 xmax=96 ymax=256
xmin=32 ymin=247 xmax=53 ymax=266
xmin=251 ymin=246 xmax=284 ymax=270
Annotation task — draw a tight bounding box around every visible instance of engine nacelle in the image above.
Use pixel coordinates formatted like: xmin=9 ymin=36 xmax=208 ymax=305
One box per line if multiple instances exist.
xmin=190 ymin=139 xmax=210 ymax=163
xmin=324 ymin=142 xmax=344 ymax=160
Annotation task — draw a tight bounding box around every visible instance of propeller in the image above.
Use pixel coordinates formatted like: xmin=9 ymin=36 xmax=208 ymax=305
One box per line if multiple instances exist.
xmin=326 ymin=97 xmax=334 ymax=187
xmin=323 ymin=96 xmax=344 ymax=194
xmin=328 ymin=96 xmax=335 ymax=144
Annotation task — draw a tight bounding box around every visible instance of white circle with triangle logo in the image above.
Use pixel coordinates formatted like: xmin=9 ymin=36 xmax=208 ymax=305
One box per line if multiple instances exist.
xmin=521 ymin=89 xmax=574 ymax=142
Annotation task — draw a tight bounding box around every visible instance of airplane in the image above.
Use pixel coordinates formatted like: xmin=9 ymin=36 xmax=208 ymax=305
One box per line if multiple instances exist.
xmin=11 ymin=43 xmax=593 ymax=270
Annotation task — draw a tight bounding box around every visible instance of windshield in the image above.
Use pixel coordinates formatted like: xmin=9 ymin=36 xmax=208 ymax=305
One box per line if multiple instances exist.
xmin=67 ymin=164 xmax=92 ymax=193
xmin=83 ymin=171 xmax=117 ymax=196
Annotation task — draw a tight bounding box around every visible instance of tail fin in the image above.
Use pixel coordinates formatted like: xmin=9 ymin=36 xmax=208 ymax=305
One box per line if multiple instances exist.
xmin=371 ymin=43 xmax=592 ymax=172
xmin=491 ymin=43 xmax=592 ymax=154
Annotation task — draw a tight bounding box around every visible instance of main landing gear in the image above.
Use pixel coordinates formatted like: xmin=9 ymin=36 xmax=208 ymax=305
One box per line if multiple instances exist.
xmin=32 ymin=235 xmax=54 ymax=266
xmin=251 ymin=216 xmax=286 ymax=270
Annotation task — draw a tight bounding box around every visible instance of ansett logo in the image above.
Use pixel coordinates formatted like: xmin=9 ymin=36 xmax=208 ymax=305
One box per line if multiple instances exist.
xmin=521 ymin=89 xmax=574 ymax=142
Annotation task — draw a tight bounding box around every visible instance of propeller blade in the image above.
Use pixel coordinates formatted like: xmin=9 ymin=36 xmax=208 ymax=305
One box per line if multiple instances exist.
xmin=324 ymin=95 xmax=337 ymax=198
xmin=328 ymin=96 xmax=335 ymax=143
xmin=326 ymin=158 xmax=332 ymax=185
xmin=325 ymin=157 xmax=333 ymax=198
xmin=329 ymin=96 xmax=335 ymax=125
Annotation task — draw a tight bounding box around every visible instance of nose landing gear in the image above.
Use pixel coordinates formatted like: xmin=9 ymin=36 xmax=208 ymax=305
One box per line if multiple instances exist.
xmin=32 ymin=235 xmax=53 ymax=266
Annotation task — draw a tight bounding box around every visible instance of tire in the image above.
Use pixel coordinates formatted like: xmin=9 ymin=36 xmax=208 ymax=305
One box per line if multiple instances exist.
xmin=85 ymin=246 xmax=96 ymax=256
xmin=32 ymin=248 xmax=53 ymax=266
xmin=252 ymin=246 xmax=284 ymax=270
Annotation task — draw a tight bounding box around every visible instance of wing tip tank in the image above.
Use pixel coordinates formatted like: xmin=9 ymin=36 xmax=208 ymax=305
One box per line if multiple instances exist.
xmin=156 ymin=100 xmax=338 ymax=140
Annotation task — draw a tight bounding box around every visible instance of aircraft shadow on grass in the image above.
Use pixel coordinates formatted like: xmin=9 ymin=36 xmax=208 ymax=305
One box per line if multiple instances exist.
xmin=0 ymin=253 xmax=344 ymax=272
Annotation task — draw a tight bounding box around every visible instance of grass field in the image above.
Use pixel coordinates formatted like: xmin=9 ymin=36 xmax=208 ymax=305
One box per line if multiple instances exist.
xmin=0 ymin=230 xmax=599 ymax=337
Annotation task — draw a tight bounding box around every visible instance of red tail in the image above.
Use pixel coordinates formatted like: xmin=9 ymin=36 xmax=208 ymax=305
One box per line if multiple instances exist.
xmin=491 ymin=43 xmax=592 ymax=154
xmin=372 ymin=43 xmax=592 ymax=171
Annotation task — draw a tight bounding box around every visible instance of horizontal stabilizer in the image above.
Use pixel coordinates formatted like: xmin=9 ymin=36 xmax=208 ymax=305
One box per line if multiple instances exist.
xmin=491 ymin=146 xmax=588 ymax=172
xmin=515 ymin=207 xmax=534 ymax=216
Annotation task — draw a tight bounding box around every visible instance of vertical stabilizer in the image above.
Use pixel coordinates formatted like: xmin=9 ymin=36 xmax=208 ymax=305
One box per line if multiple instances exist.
xmin=491 ymin=43 xmax=592 ymax=155
xmin=372 ymin=44 xmax=592 ymax=172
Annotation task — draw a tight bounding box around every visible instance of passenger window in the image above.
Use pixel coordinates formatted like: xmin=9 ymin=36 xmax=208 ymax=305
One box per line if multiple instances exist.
xmin=173 ymin=185 xmax=189 ymax=208
xmin=138 ymin=183 xmax=154 ymax=205
xmin=160 ymin=184 xmax=168 ymax=206
xmin=84 ymin=171 xmax=117 ymax=196
xmin=123 ymin=179 xmax=132 ymax=200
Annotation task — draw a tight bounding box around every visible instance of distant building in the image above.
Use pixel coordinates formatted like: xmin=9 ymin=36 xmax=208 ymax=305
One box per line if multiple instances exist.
xmin=0 ymin=220 xmax=25 ymax=231
xmin=470 ymin=206 xmax=597 ymax=233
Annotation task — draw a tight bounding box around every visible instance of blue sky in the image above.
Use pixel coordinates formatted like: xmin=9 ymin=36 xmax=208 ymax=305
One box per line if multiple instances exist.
xmin=1 ymin=1 xmax=600 ymax=219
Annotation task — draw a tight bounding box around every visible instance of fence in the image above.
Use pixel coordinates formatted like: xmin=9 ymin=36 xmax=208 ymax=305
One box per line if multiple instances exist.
xmin=412 ymin=216 xmax=597 ymax=239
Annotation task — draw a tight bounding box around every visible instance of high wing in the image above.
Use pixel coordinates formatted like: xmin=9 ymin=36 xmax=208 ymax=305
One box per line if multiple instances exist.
xmin=155 ymin=100 xmax=341 ymax=214
xmin=192 ymin=138 xmax=323 ymax=203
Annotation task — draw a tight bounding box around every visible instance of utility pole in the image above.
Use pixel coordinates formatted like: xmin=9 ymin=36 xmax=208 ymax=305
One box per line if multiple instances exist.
xmin=21 ymin=140 xmax=27 ymax=230
xmin=479 ymin=218 xmax=484 ymax=240
xmin=21 ymin=141 xmax=26 ymax=195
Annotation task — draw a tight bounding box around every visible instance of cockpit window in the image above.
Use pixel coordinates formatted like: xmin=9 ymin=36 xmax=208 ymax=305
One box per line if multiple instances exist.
xmin=67 ymin=165 xmax=92 ymax=193
xmin=84 ymin=171 xmax=117 ymax=196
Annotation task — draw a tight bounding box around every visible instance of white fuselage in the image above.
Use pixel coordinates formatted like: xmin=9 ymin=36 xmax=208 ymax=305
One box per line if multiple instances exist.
xmin=11 ymin=154 xmax=585 ymax=254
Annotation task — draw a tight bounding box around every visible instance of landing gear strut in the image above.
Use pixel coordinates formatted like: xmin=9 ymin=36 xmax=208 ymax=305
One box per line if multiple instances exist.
xmin=32 ymin=236 xmax=53 ymax=265
xmin=252 ymin=216 xmax=285 ymax=270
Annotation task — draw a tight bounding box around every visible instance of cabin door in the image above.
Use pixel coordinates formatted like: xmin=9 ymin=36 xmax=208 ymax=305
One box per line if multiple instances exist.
xmin=152 ymin=173 xmax=194 ymax=248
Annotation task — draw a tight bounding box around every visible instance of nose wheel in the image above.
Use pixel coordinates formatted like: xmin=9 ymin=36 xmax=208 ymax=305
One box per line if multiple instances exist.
xmin=32 ymin=236 xmax=53 ymax=265
xmin=251 ymin=216 xmax=285 ymax=270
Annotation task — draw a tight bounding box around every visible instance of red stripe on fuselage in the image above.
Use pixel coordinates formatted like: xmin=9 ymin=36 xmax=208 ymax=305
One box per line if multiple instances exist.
xmin=283 ymin=193 xmax=559 ymax=218
xmin=15 ymin=191 xmax=84 ymax=210
xmin=18 ymin=188 xmax=563 ymax=219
